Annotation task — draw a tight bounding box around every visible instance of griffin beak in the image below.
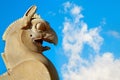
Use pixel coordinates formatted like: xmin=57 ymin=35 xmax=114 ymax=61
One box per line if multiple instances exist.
xmin=43 ymin=33 xmax=58 ymax=46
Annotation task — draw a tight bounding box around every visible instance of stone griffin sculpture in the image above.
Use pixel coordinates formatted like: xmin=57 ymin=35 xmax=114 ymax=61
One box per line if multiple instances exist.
xmin=0 ymin=6 xmax=59 ymax=80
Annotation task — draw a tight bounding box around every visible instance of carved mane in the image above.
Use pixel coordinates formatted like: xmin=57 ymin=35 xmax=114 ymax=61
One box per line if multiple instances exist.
xmin=3 ymin=14 xmax=42 ymax=41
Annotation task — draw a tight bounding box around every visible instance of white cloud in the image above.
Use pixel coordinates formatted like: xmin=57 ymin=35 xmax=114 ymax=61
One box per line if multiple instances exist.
xmin=62 ymin=53 xmax=120 ymax=80
xmin=70 ymin=5 xmax=81 ymax=15
xmin=63 ymin=1 xmax=71 ymax=13
xmin=61 ymin=2 xmax=120 ymax=80
xmin=108 ymin=30 xmax=120 ymax=39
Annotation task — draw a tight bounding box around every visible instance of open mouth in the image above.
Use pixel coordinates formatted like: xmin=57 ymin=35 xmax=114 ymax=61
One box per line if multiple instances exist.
xmin=33 ymin=38 xmax=50 ymax=52
xmin=33 ymin=38 xmax=43 ymax=46
xmin=34 ymin=39 xmax=43 ymax=45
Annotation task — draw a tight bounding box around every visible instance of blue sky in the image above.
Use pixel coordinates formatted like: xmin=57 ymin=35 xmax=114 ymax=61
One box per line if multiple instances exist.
xmin=0 ymin=0 xmax=120 ymax=80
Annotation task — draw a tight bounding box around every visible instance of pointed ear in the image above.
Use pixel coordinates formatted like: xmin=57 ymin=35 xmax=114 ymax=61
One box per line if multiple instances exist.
xmin=21 ymin=6 xmax=37 ymax=30
xmin=24 ymin=5 xmax=37 ymax=17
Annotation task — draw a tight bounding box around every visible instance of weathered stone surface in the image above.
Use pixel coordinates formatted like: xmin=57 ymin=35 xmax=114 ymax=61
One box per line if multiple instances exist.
xmin=0 ymin=5 xmax=59 ymax=80
xmin=0 ymin=60 xmax=51 ymax=80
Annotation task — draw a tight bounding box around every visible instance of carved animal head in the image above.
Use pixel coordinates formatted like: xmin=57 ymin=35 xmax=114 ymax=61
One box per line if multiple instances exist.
xmin=22 ymin=6 xmax=58 ymax=52
xmin=3 ymin=6 xmax=58 ymax=53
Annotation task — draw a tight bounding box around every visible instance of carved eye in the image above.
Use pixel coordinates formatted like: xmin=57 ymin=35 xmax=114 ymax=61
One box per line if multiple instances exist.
xmin=30 ymin=34 xmax=32 ymax=37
